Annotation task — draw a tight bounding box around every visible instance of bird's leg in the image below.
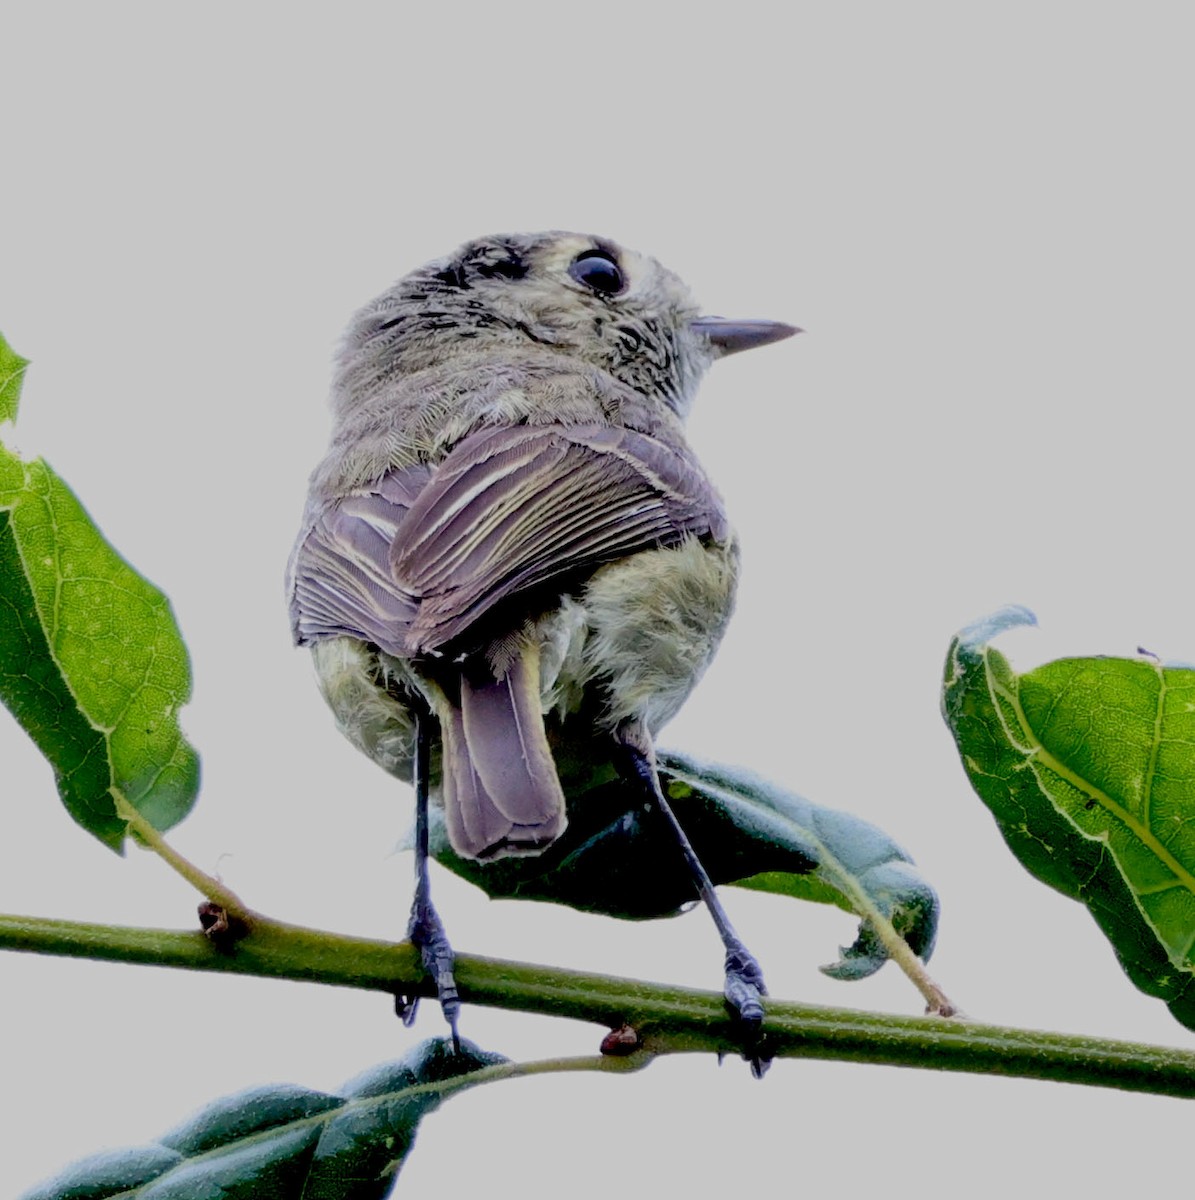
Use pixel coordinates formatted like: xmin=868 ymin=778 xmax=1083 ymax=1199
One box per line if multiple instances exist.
xmin=395 ymin=702 xmax=461 ymax=1050
xmin=617 ymin=732 xmax=770 ymax=1077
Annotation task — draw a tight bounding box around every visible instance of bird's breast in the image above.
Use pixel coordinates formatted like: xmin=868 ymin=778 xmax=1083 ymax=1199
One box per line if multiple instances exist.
xmin=540 ymin=533 xmax=740 ymax=736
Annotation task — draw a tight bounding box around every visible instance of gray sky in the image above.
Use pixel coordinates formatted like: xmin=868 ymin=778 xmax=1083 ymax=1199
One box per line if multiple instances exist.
xmin=2 ymin=4 xmax=1193 ymax=1195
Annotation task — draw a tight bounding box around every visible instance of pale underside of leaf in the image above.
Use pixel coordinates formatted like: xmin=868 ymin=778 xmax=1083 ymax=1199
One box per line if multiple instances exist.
xmin=427 ymin=749 xmax=939 ymax=980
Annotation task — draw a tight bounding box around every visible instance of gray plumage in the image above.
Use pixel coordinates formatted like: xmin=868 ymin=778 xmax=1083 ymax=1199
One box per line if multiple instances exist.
xmin=289 ymin=231 xmax=795 ymax=860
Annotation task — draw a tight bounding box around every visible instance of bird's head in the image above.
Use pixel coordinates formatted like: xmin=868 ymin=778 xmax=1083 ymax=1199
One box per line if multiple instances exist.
xmin=336 ymin=232 xmax=798 ymax=417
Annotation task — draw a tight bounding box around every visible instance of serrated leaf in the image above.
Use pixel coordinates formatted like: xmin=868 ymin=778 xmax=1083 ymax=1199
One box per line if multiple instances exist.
xmin=942 ymin=605 xmax=1195 ymax=1029
xmin=0 ymin=338 xmax=199 ymax=850
xmin=20 ymin=1038 xmax=506 ymax=1200
xmin=429 ymin=751 xmax=938 ymax=979
xmin=0 ymin=331 xmax=28 ymax=425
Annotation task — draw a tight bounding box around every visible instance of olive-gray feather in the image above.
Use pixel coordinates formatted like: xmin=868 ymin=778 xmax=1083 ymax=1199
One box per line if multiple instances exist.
xmin=289 ymin=230 xmax=794 ymax=860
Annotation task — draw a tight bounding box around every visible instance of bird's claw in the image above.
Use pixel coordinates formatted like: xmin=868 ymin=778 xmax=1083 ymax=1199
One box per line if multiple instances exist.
xmin=403 ymin=893 xmax=461 ymax=1050
xmin=724 ymin=943 xmax=770 ymax=1078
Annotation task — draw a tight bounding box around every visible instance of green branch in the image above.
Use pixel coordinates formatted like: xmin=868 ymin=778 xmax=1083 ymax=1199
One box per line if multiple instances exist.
xmin=5 ymin=910 xmax=1195 ymax=1098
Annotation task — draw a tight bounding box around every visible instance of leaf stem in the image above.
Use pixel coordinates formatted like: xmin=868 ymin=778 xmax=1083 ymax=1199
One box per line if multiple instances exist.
xmin=842 ymin=885 xmax=957 ymax=1016
xmin=4 ymin=910 xmax=1195 ymax=1099
xmin=115 ymin=797 xmax=252 ymax=919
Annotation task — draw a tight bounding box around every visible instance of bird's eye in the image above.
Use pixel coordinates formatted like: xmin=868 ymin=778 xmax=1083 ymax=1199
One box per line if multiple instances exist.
xmin=568 ymin=250 xmax=625 ymax=296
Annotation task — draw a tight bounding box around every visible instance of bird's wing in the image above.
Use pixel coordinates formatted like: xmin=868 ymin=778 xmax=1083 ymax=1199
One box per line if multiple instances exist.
xmin=289 ymin=421 xmax=727 ymax=658
xmin=288 ymin=464 xmax=431 ymax=655
xmin=392 ymin=422 xmax=728 ymax=654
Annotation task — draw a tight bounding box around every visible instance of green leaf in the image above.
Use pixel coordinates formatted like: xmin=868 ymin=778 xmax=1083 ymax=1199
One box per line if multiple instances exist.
xmin=669 ymin=754 xmax=939 ymax=978
xmin=942 ymin=605 xmax=1195 ymax=1030
xmin=429 ymin=752 xmax=938 ymax=979
xmin=0 ymin=338 xmax=199 ymax=850
xmin=19 ymin=1038 xmax=506 ymax=1200
xmin=0 ymin=330 xmax=28 ymax=425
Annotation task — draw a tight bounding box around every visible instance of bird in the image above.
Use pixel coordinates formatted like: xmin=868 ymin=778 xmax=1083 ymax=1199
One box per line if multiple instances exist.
xmin=288 ymin=231 xmax=798 ymax=1064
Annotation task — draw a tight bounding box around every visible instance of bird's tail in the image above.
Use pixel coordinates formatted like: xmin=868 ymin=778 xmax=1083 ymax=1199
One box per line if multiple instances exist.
xmin=439 ymin=640 xmax=567 ymax=859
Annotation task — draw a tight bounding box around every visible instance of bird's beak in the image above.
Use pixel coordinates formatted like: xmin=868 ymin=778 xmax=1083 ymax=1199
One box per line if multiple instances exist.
xmin=690 ymin=316 xmax=802 ymax=358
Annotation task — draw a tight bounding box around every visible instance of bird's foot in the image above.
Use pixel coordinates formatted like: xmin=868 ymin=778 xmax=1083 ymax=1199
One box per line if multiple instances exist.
xmin=724 ymin=940 xmax=770 ymax=1078
xmin=397 ymin=893 xmax=461 ymax=1051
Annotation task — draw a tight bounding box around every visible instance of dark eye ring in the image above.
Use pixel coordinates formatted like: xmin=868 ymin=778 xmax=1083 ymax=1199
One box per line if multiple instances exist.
xmin=568 ymin=250 xmax=625 ymax=296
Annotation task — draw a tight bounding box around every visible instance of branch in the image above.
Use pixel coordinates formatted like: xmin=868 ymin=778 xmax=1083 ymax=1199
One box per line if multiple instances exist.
xmin=4 ymin=911 xmax=1195 ymax=1098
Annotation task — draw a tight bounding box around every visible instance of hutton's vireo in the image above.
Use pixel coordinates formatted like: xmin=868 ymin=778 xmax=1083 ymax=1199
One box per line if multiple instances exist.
xmin=289 ymin=232 xmax=796 ymax=1056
